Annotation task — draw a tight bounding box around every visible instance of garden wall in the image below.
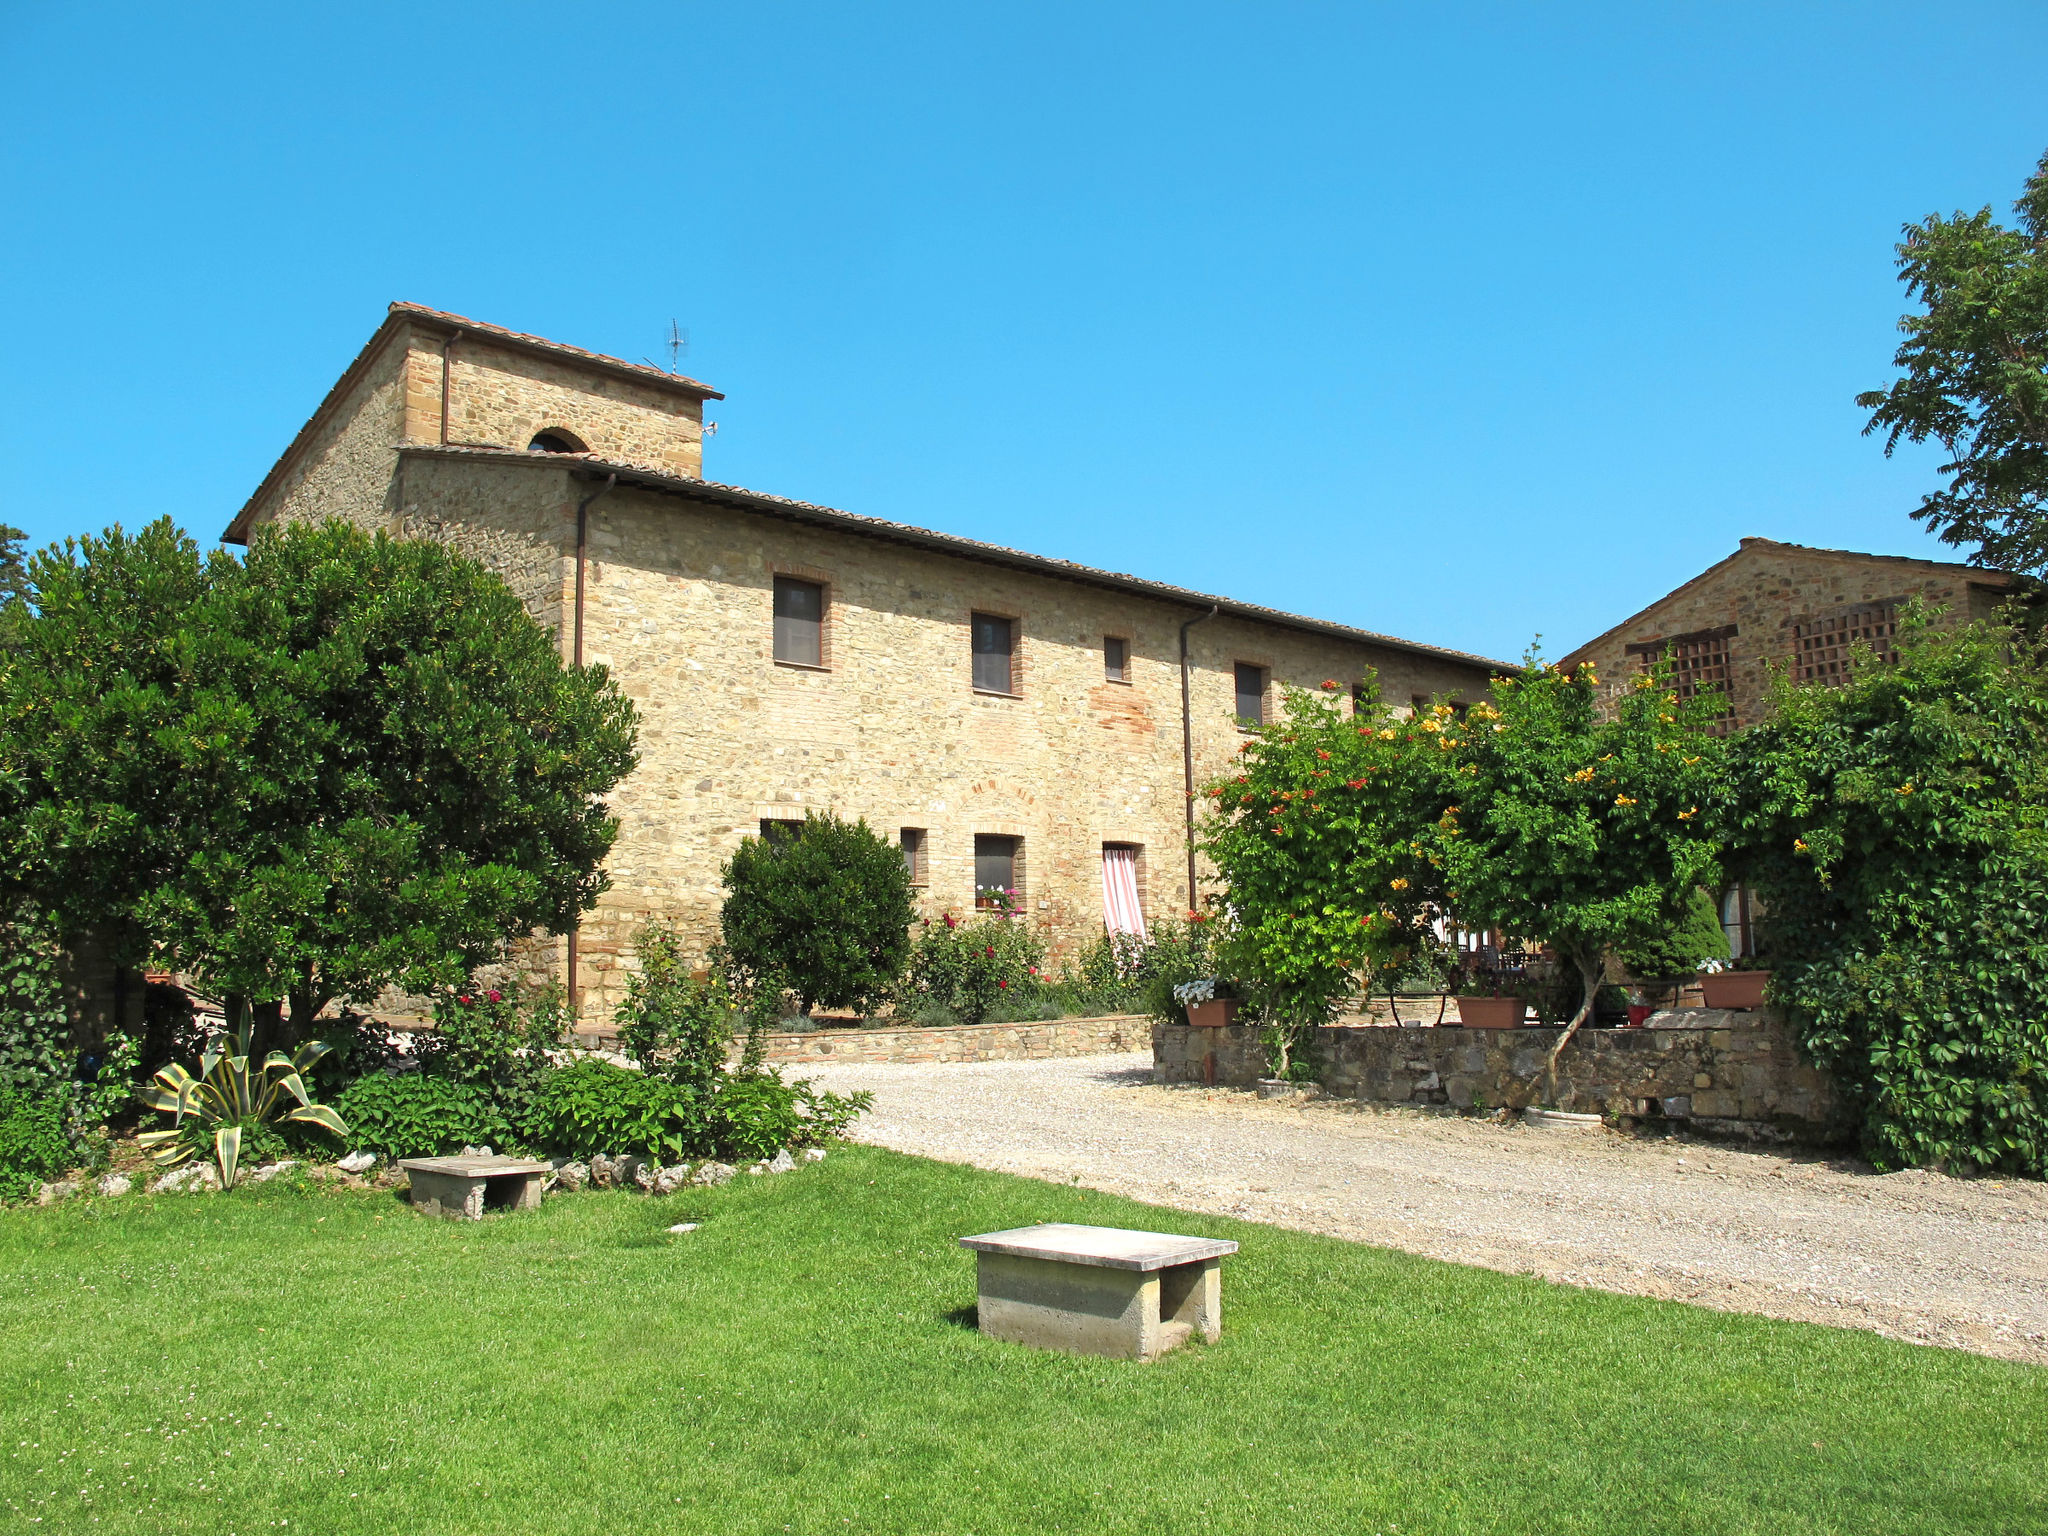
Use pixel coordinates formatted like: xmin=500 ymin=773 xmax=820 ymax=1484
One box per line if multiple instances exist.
xmin=755 ymin=1014 xmax=1150 ymax=1064
xmin=575 ymin=1013 xmax=1149 ymax=1065
xmin=1153 ymin=1010 xmax=1848 ymax=1143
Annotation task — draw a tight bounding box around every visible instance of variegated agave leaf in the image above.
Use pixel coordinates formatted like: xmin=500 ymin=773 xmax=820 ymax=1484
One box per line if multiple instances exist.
xmin=287 ymin=1104 xmax=348 ymax=1138
xmin=215 ymin=1124 xmax=243 ymax=1190
xmin=136 ymin=1128 xmax=195 ymax=1168
xmin=291 ymin=1039 xmax=332 ymax=1072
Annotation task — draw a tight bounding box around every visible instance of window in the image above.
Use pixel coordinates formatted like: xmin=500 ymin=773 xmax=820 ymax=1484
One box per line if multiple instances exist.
xmin=899 ymin=827 xmax=927 ymax=886
xmin=1410 ymin=693 xmax=1428 ymax=715
xmin=974 ymin=834 xmax=1019 ymax=908
xmin=1234 ymin=663 xmax=1266 ymax=727
xmin=1104 ymin=636 xmax=1130 ymax=683
xmin=1352 ymin=682 xmax=1371 ymax=715
xmin=972 ymin=613 xmax=1015 ymax=694
xmin=1720 ymin=885 xmax=1757 ymax=960
xmin=1101 ymin=844 xmax=1145 ymax=937
xmin=1627 ymin=625 xmax=1736 ymax=734
xmin=758 ymin=818 xmax=804 ymax=845
xmin=772 ymin=577 xmax=824 ymax=668
xmin=528 ymin=428 xmax=588 ymax=453
xmin=1793 ymin=602 xmax=1898 ymax=685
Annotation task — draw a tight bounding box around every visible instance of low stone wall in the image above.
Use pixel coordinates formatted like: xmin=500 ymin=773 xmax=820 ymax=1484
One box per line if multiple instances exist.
xmin=751 ymin=1013 xmax=1150 ymax=1065
xmin=1154 ymin=1010 xmax=1847 ymax=1143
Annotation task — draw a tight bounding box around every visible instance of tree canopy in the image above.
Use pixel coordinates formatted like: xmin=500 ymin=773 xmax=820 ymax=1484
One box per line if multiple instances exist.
xmin=0 ymin=517 xmax=639 ymax=1043
xmin=1858 ymin=147 xmax=2048 ymax=573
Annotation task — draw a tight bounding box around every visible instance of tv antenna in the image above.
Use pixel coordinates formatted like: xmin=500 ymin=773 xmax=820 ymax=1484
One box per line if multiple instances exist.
xmin=666 ymin=319 xmax=689 ymax=374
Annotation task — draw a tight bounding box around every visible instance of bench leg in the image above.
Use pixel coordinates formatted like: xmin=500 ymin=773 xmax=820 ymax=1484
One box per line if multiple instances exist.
xmin=1159 ymin=1258 xmax=1221 ymax=1345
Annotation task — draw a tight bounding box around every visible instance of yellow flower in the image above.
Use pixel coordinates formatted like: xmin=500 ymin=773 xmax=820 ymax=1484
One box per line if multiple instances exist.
xmin=1570 ymin=767 xmax=1596 ymax=783
xmin=1614 ymin=795 xmax=1637 ymax=807
xmin=1389 ymin=877 xmax=1410 ymax=891
xmin=1898 ymin=782 xmax=1915 ymax=796
xmin=1378 ymin=728 xmax=1397 ymax=740
xmin=1682 ymin=755 xmax=1700 ymax=766
xmin=1634 ymin=674 xmax=1654 ymax=691
xmin=1677 ymin=807 xmax=1697 ymax=821
xmin=1794 ymin=838 xmax=1809 ymax=853
xmin=1492 ymin=723 xmax=1506 ymax=733
xmin=1419 ymin=718 xmax=1442 ymax=733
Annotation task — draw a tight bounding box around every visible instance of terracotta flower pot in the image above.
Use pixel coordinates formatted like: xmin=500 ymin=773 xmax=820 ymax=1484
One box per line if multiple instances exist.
xmin=1626 ymin=1003 xmax=1654 ymax=1028
xmin=1699 ymin=970 xmax=1770 ymax=1010
xmin=1457 ymin=996 xmax=1524 ymax=1029
xmin=1185 ymin=999 xmax=1237 ymax=1028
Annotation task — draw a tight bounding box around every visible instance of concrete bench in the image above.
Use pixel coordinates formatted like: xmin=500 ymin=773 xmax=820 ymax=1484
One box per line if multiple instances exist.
xmin=399 ymin=1155 xmax=551 ymax=1220
xmin=959 ymin=1222 xmax=1238 ymax=1361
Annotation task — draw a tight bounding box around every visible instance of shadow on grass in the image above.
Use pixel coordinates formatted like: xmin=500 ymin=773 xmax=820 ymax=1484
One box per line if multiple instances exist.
xmin=941 ymin=1303 xmax=980 ymax=1331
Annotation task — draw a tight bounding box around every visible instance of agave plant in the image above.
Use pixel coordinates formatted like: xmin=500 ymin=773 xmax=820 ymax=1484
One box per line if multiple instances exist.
xmin=137 ymin=1022 xmax=349 ymax=1189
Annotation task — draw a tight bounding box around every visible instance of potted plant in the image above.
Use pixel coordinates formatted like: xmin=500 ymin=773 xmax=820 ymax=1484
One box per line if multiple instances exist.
xmin=1174 ymin=977 xmax=1237 ymax=1028
xmin=1454 ymin=945 xmax=1526 ymax=1029
xmin=1699 ymin=958 xmax=1771 ymax=1010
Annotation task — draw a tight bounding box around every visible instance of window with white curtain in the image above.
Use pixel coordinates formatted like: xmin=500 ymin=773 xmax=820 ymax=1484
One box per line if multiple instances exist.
xmin=1101 ymin=844 xmax=1145 ymax=937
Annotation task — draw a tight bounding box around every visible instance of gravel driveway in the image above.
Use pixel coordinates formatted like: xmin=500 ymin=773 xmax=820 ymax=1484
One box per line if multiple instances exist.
xmin=801 ymin=1051 xmax=2048 ymax=1365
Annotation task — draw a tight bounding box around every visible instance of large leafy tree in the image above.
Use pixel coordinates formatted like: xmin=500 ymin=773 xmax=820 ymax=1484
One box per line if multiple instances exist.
xmin=1439 ymin=660 xmax=1724 ymax=1097
xmin=1200 ymin=677 xmax=1460 ymax=1073
xmin=1719 ymin=612 xmax=2048 ymax=1175
xmin=0 ymin=518 xmax=639 ymax=1048
xmin=1858 ymin=148 xmax=2048 ymax=572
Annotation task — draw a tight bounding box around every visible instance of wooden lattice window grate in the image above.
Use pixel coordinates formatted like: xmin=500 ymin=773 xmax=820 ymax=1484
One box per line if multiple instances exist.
xmin=1625 ymin=625 xmax=1736 ymax=733
xmin=1792 ymin=602 xmax=1898 ymax=684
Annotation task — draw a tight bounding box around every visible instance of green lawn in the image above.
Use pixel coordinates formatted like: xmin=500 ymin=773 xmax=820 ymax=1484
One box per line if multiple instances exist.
xmin=0 ymin=1147 xmax=2040 ymax=1535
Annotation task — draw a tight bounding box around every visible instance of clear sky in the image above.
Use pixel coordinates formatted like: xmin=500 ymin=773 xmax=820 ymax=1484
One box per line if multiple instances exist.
xmin=4 ymin=2 xmax=2045 ymax=662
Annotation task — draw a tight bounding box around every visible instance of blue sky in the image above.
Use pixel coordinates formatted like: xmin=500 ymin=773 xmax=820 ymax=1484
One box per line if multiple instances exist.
xmin=3 ymin=2 xmax=2044 ymax=662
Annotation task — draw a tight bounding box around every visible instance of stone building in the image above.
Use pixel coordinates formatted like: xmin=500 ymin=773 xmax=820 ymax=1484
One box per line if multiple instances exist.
xmin=226 ymin=303 xmax=1503 ymax=1016
xmin=1560 ymin=537 xmax=2029 ymax=735
xmin=1561 ymin=537 xmax=2031 ymax=959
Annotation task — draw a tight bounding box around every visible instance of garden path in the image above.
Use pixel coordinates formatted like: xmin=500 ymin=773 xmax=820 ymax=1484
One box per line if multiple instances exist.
xmin=802 ymin=1051 xmax=2048 ymax=1365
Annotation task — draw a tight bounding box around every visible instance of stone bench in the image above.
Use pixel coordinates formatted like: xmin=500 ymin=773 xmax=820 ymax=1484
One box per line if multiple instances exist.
xmin=959 ymin=1223 xmax=1238 ymax=1361
xmin=399 ymin=1156 xmax=551 ymax=1220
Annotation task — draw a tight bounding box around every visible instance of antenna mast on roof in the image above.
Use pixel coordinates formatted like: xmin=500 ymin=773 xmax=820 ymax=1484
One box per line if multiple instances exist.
xmin=667 ymin=319 xmax=688 ymax=375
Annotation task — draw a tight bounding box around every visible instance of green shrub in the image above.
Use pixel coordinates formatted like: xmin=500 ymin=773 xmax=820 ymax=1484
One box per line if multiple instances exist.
xmin=710 ymin=1071 xmax=873 ymax=1162
xmin=1721 ymin=611 xmax=2048 ymax=1175
xmin=617 ymin=924 xmax=735 ymax=1104
xmin=523 ymin=1058 xmax=694 ymax=1160
xmin=0 ymin=1085 xmax=73 ymax=1202
xmin=900 ymin=905 xmax=1045 ymax=1026
xmin=1135 ymin=918 xmax=1218 ymax=1027
xmin=1610 ymin=888 xmax=1730 ymax=983
xmin=334 ymin=1074 xmax=512 ymax=1161
xmin=420 ymin=979 xmax=563 ymax=1134
xmin=720 ymin=811 xmax=916 ymax=1014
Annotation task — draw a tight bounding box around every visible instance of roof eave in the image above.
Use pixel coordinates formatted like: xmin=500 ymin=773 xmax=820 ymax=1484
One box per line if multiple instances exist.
xmin=391 ymin=444 xmax=1512 ymax=673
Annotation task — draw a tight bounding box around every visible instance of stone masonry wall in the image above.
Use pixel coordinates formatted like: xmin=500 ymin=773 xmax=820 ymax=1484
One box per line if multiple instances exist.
xmin=401 ymin=331 xmax=706 ymax=476
xmin=1562 ymin=539 xmax=2017 ymax=729
xmin=568 ymin=481 xmax=1493 ymax=1016
xmin=264 ymin=336 xmax=408 ymax=533
xmin=746 ymin=1013 xmax=1148 ymax=1065
xmin=1154 ymin=1010 xmax=1847 ymax=1142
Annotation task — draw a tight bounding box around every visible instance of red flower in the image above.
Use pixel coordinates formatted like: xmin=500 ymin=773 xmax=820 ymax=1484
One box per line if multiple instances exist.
xmin=943 ymin=912 xmax=958 ymax=929
xmin=487 ymin=989 xmax=502 ymax=1003
xmin=998 ymin=979 xmax=1009 ymax=990
xmin=1346 ymin=778 xmax=1367 ymax=789
xmin=1321 ymin=679 xmax=1341 ymax=690
xmin=458 ymin=994 xmax=472 ymax=1005
xmin=985 ymin=946 xmax=995 ymax=957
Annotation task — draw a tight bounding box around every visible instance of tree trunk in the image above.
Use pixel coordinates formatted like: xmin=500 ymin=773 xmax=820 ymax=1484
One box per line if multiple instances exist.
xmin=1540 ymin=949 xmax=1605 ymax=1107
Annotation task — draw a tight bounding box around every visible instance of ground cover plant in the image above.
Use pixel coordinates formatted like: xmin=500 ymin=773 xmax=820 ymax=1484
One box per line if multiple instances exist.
xmin=0 ymin=1147 xmax=2039 ymax=1535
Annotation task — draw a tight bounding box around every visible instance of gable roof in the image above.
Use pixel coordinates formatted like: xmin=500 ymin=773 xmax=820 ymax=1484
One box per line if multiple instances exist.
xmin=386 ymin=443 xmax=1515 ymax=672
xmin=1559 ymin=537 xmax=2024 ymax=665
xmin=224 ymin=303 xmax=723 ymax=544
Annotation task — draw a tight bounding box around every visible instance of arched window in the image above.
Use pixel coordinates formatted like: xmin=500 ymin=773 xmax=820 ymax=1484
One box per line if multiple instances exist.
xmin=527 ymin=428 xmax=588 ymax=454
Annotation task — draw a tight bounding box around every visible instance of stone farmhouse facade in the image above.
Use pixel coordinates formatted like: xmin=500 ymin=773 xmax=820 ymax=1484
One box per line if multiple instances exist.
xmin=1560 ymin=537 xmax=2028 ymax=735
xmin=1561 ymin=537 xmax=2031 ymax=959
xmin=227 ymin=303 xmax=1503 ymax=1017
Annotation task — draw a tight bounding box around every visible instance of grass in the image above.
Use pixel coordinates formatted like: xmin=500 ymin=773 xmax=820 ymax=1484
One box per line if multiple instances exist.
xmin=0 ymin=1146 xmax=2041 ymax=1535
